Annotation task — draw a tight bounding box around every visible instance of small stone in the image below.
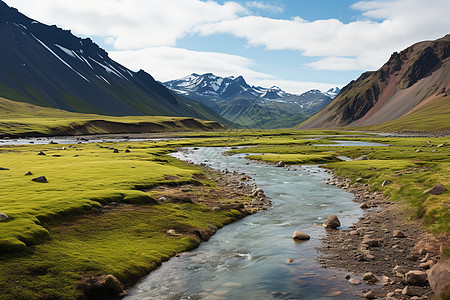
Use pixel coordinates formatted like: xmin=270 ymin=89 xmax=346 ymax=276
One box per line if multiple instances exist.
xmin=0 ymin=213 xmax=9 ymax=221
xmin=405 ymin=270 xmax=427 ymax=286
xmin=212 ymin=207 xmax=221 ymax=211
xmin=363 ymin=272 xmax=379 ymax=284
xmin=382 ymin=275 xmax=391 ymax=286
xmin=393 ymin=265 xmax=406 ymax=277
xmin=364 ymin=290 xmax=376 ymax=299
xmin=362 ymin=238 xmax=380 ymax=247
xmin=286 ymin=258 xmax=294 ymax=264
xmin=323 ymin=214 xmax=341 ymax=229
xmin=402 ymin=286 xmax=415 ymax=296
xmin=437 ymin=144 xmax=445 ymax=147
xmin=355 ymin=155 xmax=369 ymax=161
xmin=393 ymin=230 xmax=406 ymax=238
xmin=275 ymin=161 xmax=285 ymax=167
xmin=345 ymin=274 xmax=351 ymax=280
xmin=326 ymin=291 xmax=342 ymax=297
xmin=423 ymin=183 xmax=447 ymax=195
xmin=113 ymin=149 xmax=119 ymax=153
xmin=292 ymin=231 xmax=310 ymax=240
xmin=419 ymin=261 xmax=434 ymax=269
xmin=37 ymin=151 xmax=46 ymax=156
xmin=167 ymin=229 xmax=179 ymax=236
xmin=25 ymin=171 xmax=33 ymax=175
xmin=386 ymin=292 xmax=395 ymax=297
xmin=406 ymin=254 xmax=418 ymax=261
xmin=0 ymin=167 xmax=9 ymax=170
xmin=349 ymin=278 xmax=361 ymax=285
xmin=31 ymin=176 xmax=48 ymax=183
xmin=382 ymin=180 xmax=392 ymax=186
xmin=415 ymin=149 xmax=422 ymax=153
xmin=360 ymin=203 xmax=369 ymax=209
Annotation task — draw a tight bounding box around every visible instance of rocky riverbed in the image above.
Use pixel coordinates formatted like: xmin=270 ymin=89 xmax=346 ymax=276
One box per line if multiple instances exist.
xmin=318 ymin=170 xmax=448 ymax=299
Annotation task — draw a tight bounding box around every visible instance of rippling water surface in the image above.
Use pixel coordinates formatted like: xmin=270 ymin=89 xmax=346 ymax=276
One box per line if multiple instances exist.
xmin=125 ymin=147 xmax=366 ymax=300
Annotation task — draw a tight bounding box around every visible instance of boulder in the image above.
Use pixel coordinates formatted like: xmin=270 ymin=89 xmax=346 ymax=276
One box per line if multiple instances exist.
xmin=349 ymin=278 xmax=361 ymax=285
xmin=0 ymin=213 xmax=9 ymax=221
xmin=428 ymin=258 xmax=450 ymax=299
xmin=78 ymin=274 xmax=126 ymax=299
xmin=392 ymin=230 xmax=406 ymax=238
xmin=405 ymin=270 xmax=428 ymax=286
xmin=323 ymin=215 xmax=341 ymax=229
xmin=31 ymin=176 xmax=48 ymax=183
xmin=382 ymin=180 xmax=392 ymax=186
xmin=292 ymin=231 xmax=310 ymax=240
xmin=363 ymin=272 xmax=379 ymax=284
xmin=275 ymin=161 xmax=285 ymax=167
xmin=423 ymin=183 xmax=447 ymax=195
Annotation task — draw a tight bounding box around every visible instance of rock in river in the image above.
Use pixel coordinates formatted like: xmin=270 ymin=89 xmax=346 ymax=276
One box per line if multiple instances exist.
xmin=292 ymin=231 xmax=310 ymax=240
xmin=323 ymin=215 xmax=341 ymax=229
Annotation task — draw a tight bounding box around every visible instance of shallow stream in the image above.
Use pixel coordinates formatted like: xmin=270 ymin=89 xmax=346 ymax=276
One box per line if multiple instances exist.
xmin=125 ymin=147 xmax=368 ymax=300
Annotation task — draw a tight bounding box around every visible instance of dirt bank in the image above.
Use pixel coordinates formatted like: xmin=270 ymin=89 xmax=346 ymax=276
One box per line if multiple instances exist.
xmin=318 ymin=170 xmax=447 ymax=299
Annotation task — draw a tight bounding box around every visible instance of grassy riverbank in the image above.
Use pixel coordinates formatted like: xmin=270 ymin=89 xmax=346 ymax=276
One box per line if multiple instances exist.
xmin=0 ymin=130 xmax=448 ymax=299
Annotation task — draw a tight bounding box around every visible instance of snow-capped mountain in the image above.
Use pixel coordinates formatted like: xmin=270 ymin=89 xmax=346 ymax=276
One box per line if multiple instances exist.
xmin=163 ymin=73 xmax=340 ymax=128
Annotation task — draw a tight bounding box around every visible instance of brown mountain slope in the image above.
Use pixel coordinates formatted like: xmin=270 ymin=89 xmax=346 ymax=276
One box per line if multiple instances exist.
xmin=298 ymin=34 xmax=450 ymax=129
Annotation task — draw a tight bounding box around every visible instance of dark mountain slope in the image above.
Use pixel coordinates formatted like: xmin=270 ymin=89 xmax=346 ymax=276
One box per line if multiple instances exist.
xmin=0 ymin=1 xmax=226 ymax=123
xmin=298 ymin=34 xmax=450 ymax=129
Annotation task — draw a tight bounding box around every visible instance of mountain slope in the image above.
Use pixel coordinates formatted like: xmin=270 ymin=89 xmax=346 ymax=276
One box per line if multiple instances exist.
xmin=164 ymin=73 xmax=338 ymax=128
xmin=298 ymin=34 xmax=450 ymax=130
xmin=0 ymin=1 xmax=227 ymax=124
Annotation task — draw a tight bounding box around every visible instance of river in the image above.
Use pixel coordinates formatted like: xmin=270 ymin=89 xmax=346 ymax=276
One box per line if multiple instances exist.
xmin=124 ymin=147 xmax=369 ymax=300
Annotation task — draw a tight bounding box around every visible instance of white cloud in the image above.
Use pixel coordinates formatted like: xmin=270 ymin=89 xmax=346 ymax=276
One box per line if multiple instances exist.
xmin=195 ymin=0 xmax=450 ymax=70
xmin=5 ymin=0 xmax=248 ymax=49
xmin=246 ymin=1 xmax=284 ymax=14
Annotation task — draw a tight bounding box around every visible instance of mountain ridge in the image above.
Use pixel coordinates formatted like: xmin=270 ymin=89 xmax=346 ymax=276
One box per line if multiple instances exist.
xmin=163 ymin=73 xmax=339 ymax=128
xmin=298 ymin=34 xmax=450 ymax=130
xmin=0 ymin=1 xmax=229 ymax=125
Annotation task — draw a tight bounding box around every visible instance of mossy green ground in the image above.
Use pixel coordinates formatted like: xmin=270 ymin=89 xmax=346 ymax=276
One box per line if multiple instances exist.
xmin=0 ymin=131 xmax=448 ymax=299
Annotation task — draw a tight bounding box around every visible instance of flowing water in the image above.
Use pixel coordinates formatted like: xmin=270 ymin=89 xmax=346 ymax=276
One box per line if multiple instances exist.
xmin=125 ymin=147 xmax=368 ymax=300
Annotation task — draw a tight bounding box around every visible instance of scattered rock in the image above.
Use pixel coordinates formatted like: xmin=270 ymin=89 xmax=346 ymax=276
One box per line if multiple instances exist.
xmin=427 ymin=258 xmax=450 ymax=298
xmin=382 ymin=180 xmax=392 ymax=186
xmin=60 ymin=147 xmax=66 ymax=150
xmin=113 ymin=149 xmax=119 ymax=153
xmin=360 ymin=203 xmax=369 ymax=209
xmin=166 ymin=229 xmax=180 ymax=236
xmin=0 ymin=213 xmax=9 ymax=221
xmin=323 ymin=214 xmax=341 ymax=229
xmin=415 ymin=149 xmax=422 ymax=153
xmin=292 ymin=231 xmax=311 ymax=240
xmin=402 ymin=286 xmax=416 ymax=296
xmin=25 ymin=171 xmax=33 ymax=176
xmin=125 ymin=149 xmax=130 ymax=153
xmin=437 ymin=144 xmax=445 ymax=148
xmin=419 ymin=260 xmax=434 ymax=269
xmin=423 ymin=183 xmax=447 ymax=195
xmin=0 ymin=167 xmax=9 ymax=170
xmin=362 ymin=237 xmax=381 ymax=247
xmin=393 ymin=265 xmax=406 ymax=277
xmin=31 ymin=176 xmax=48 ymax=183
xmin=275 ymin=161 xmax=285 ymax=167
xmin=212 ymin=207 xmax=221 ymax=211
xmin=355 ymin=155 xmax=369 ymax=161
xmin=381 ymin=275 xmax=391 ymax=286
xmin=393 ymin=230 xmax=406 ymax=238
xmin=363 ymin=272 xmax=379 ymax=284
xmin=364 ymin=290 xmax=376 ymax=299
xmin=405 ymin=270 xmax=428 ymax=286
xmin=349 ymin=278 xmax=361 ymax=285
xmin=77 ymin=274 xmax=126 ymax=299
xmin=286 ymin=258 xmax=294 ymax=264
xmin=37 ymin=151 xmax=46 ymax=156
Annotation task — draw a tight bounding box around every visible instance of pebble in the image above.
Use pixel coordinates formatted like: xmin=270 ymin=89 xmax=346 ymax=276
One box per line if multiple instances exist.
xmin=349 ymin=278 xmax=361 ymax=285
xmin=364 ymin=290 xmax=376 ymax=299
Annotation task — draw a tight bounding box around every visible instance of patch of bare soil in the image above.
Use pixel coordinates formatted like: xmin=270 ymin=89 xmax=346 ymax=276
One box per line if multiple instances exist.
xmin=318 ymin=170 xmax=447 ymax=299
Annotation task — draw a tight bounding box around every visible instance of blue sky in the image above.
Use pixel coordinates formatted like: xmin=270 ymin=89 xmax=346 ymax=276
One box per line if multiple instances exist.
xmin=5 ymin=0 xmax=450 ymax=93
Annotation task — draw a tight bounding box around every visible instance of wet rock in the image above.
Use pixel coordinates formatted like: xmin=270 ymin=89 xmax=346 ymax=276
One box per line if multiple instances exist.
xmin=31 ymin=176 xmax=48 ymax=183
xmin=275 ymin=161 xmax=285 ymax=167
xmin=286 ymin=258 xmax=294 ymax=264
xmin=0 ymin=213 xmax=9 ymax=221
xmin=382 ymin=180 xmax=392 ymax=186
xmin=252 ymin=188 xmax=264 ymax=197
xmin=364 ymin=290 xmax=376 ymax=299
xmin=405 ymin=270 xmax=427 ymax=286
xmin=423 ymin=183 xmax=447 ymax=195
xmin=323 ymin=215 xmax=341 ymax=229
xmin=292 ymin=231 xmax=310 ymax=240
xmin=349 ymin=278 xmax=361 ymax=285
xmin=360 ymin=203 xmax=369 ymax=209
xmin=392 ymin=230 xmax=406 ymax=238
xmin=77 ymin=274 xmax=126 ymax=299
xmin=363 ymin=272 xmax=379 ymax=284
xmin=427 ymin=258 xmax=450 ymax=298
xmin=37 ymin=151 xmax=46 ymax=156
xmin=326 ymin=291 xmax=342 ymax=297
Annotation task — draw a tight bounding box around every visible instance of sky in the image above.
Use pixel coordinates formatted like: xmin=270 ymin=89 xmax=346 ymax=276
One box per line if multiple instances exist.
xmin=4 ymin=0 xmax=450 ymax=94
